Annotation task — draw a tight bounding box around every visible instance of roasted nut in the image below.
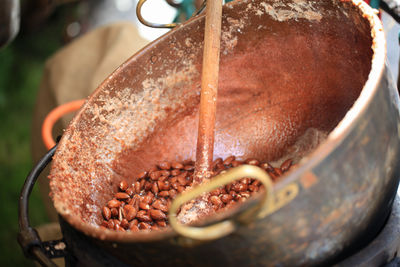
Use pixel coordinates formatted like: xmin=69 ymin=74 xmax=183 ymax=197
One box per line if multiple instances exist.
xmin=210 ymin=188 xmax=222 ymax=196
xmin=216 ymin=162 xmax=225 ymax=171
xmin=176 ymin=172 xmax=188 ymax=186
xmin=112 ymin=219 xmax=120 ymax=229
xmin=129 ymin=219 xmax=138 ymax=227
xmin=158 ymin=175 xmax=168 ymax=182
xmin=280 ymin=159 xmax=293 ymax=172
xmin=233 ymin=183 xmax=248 ymax=192
xmin=136 ymin=210 xmax=152 ymax=222
xmin=115 ymin=224 xmax=125 ymax=232
xmin=115 ymin=192 xmax=130 ymax=200
xmin=225 ymin=184 xmax=232 ymax=192
xmin=177 ymin=186 xmax=185 ymax=193
xmin=152 ymin=199 xmax=169 ymax=212
xmin=220 ymin=194 xmax=233 ymax=203
xmin=158 ymin=181 xmax=170 ymax=191
xmin=171 ymin=182 xmax=179 ymax=190
xmin=223 ymin=155 xmax=235 ymax=166
xmin=150 ymin=171 xmax=161 ymax=180
xmin=120 ymin=219 xmax=130 ymax=229
xmin=130 ymin=224 xmax=140 ymax=232
xmin=171 ymin=161 xmax=184 ymax=169
xmin=147 ymin=191 xmax=155 ymax=199
xmin=119 ymin=180 xmax=129 ymax=191
xmin=138 ymin=222 xmax=151 ymax=230
xmin=139 ymin=202 xmax=151 ymax=210
xmin=158 ymin=161 xmax=171 ymax=170
xmin=171 ymin=169 xmax=181 ymax=176
xmin=141 ymin=195 xmax=153 ymax=204
xmin=160 ymin=170 xmax=171 ymax=177
xmin=151 ymin=182 xmax=159 ymax=194
xmin=184 ymin=165 xmax=194 ymax=171
xmin=134 ymin=181 xmax=141 ymax=194
xmin=118 ymin=207 xmax=124 ymax=221
xmin=231 ymin=160 xmax=243 ymax=167
xmin=110 ymin=208 xmax=118 ymax=218
xmin=126 ymin=187 xmax=134 ymax=196
xmin=137 ymin=171 xmax=148 ymax=179
xmin=274 ymin=168 xmax=283 ymax=176
xmin=169 ymin=176 xmax=177 ymax=184
xmin=212 ymin=158 xmax=223 ymax=169
xmin=157 ymin=220 xmax=167 ymax=227
xmin=182 ymin=159 xmax=194 ymax=165
xmin=168 ymin=189 xmax=177 ymax=199
xmin=241 ymin=192 xmax=250 ymax=198
xmin=107 ymin=220 xmax=115 ymax=229
xmin=261 ymin=162 xmax=274 ymax=172
xmin=151 ymin=225 xmax=160 ymax=231
xmin=269 ymin=172 xmax=278 ymax=180
xmin=240 ymin=178 xmax=250 ymax=185
xmin=158 ymin=191 xmax=169 ymax=197
xmin=107 ymin=199 xmax=121 ymax=209
xmin=248 ymin=184 xmax=259 ymax=192
xmin=149 ymin=209 xmax=167 ymax=220
xmin=102 ymin=207 xmax=111 ymax=220
xmin=123 ymin=205 xmax=137 ymax=221
xmin=245 ymin=158 xmax=260 ymax=166
xmin=210 ymin=196 xmax=223 ymax=207
xmin=140 ymin=179 xmax=146 ymax=189
xmin=129 ymin=195 xmax=140 ymax=210
xmin=238 ymin=197 xmax=246 ymax=203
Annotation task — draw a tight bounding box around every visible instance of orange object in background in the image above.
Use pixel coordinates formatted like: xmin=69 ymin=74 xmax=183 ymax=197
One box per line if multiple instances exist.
xmin=41 ymin=99 xmax=85 ymax=150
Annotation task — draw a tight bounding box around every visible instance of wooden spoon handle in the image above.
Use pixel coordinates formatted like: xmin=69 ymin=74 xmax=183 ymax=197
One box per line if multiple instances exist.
xmin=194 ymin=0 xmax=223 ymax=183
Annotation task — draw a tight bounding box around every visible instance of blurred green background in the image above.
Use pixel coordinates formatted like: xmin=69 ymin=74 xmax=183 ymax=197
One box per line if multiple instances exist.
xmin=0 ymin=8 xmax=66 ymax=266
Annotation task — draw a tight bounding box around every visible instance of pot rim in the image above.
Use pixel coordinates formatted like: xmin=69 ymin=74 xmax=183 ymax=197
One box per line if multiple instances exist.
xmin=52 ymin=0 xmax=387 ymax=242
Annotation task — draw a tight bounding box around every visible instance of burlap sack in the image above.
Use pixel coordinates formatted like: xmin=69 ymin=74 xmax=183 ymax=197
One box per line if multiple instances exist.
xmin=31 ymin=22 xmax=149 ymax=221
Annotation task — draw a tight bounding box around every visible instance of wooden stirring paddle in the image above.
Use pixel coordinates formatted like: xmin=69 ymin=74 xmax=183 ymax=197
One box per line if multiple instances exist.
xmin=194 ymin=0 xmax=224 ymax=183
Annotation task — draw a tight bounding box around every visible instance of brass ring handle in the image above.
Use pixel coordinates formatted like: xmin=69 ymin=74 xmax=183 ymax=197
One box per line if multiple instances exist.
xmin=136 ymin=0 xmax=207 ymax=29
xmin=136 ymin=0 xmax=178 ymax=28
xmin=168 ymin=165 xmax=274 ymax=240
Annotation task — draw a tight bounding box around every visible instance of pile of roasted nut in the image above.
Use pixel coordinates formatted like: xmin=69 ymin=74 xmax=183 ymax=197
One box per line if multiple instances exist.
xmin=100 ymin=156 xmax=293 ymax=232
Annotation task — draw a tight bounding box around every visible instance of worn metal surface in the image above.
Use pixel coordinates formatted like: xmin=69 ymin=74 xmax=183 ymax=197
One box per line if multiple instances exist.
xmin=48 ymin=0 xmax=400 ymax=266
xmin=337 ymin=195 xmax=400 ymax=266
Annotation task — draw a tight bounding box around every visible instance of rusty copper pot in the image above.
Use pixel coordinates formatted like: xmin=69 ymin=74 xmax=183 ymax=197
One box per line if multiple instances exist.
xmin=41 ymin=0 xmax=400 ymax=266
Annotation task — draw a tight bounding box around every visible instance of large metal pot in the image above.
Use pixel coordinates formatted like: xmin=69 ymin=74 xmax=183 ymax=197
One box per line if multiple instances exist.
xmin=23 ymin=0 xmax=400 ymax=266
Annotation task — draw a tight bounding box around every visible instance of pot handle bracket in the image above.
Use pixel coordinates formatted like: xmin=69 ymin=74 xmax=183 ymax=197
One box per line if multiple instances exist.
xmin=169 ymin=165 xmax=299 ymax=241
xmin=18 ymin=143 xmax=67 ymax=267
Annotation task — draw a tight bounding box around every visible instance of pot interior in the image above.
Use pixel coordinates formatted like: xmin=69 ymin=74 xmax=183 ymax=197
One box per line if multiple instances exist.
xmin=49 ymin=0 xmax=373 ymax=230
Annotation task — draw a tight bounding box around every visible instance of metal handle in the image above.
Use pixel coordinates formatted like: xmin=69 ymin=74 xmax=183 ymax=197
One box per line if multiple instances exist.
xmin=18 ymin=144 xmax=66 ymax=267
xmin=136 ymin=0 xmax=206 ymax=29
xmin=168 ymin=165 xmax=275 ymax=240
xmin=136 ymin=0 xmax=178 ymax=28
xmin=42 ymin=99 xmax=84 ymax=150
